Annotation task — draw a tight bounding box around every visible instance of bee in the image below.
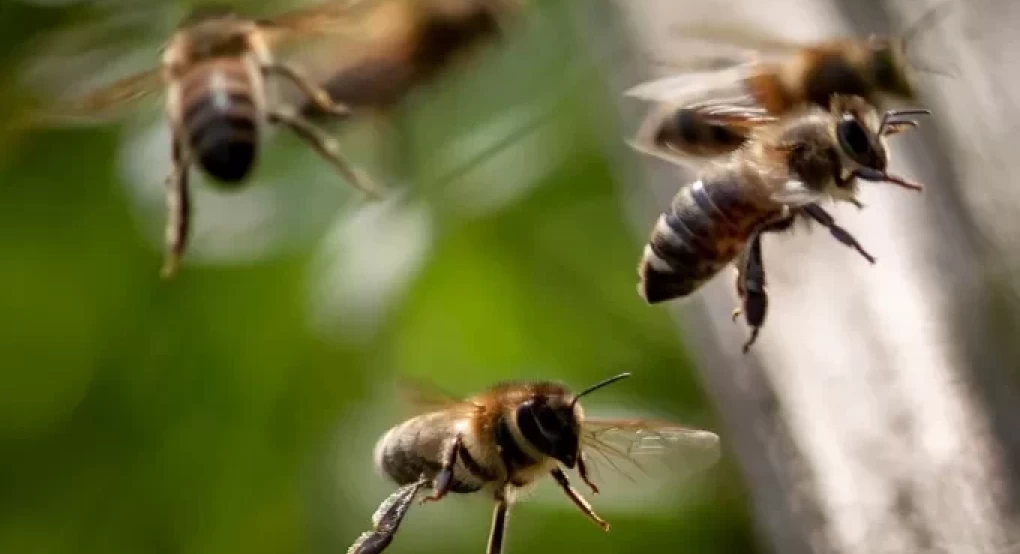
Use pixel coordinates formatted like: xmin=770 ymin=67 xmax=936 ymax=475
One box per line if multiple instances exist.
xmin=33 ymin=1 xmax=387 ymax=278
xmin=637 ymin=95 xmax=930 ymax=352
xmin=297 ymin=0 xmax=522 ymax=114
xmin=347 ymin=372 xmax=721 ymax=554
xmin=625 ymin=2 xmax=953 ymax=167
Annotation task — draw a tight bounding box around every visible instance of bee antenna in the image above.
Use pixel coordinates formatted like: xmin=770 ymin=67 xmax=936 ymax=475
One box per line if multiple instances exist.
xmin=901 ymin=0 xmax=958 ymax=78
xmin=902 ymin=0 xmax=955 ymax=46
xmin=572 ymin=372 xmax=632 ymax=407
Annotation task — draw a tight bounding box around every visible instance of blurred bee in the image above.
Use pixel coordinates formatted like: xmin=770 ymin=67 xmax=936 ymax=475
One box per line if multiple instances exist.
xmin=33 ymin=1 xmax=388 ymax=278
xmin=625 ymin=2 xmax=953 ymax=167
xmin=295 ymin=0 xmax=522 ymax=114
xmin=347 ymin=372 xmax=721 ymax=554
xmin=286 ymin=0 xmax=523 ymax=183
xmin=637 ymin=95 xmax=930 ymax=352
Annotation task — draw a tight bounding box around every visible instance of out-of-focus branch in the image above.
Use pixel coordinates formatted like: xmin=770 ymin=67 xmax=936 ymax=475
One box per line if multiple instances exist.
xmin=571 ymin=0 xmax=1020 ymax=552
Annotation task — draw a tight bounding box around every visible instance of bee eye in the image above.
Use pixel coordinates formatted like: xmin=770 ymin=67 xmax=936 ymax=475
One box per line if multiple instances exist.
xmin=536 ymin=407 xmax=564 ymax=435
xmin=837 ymin=117 xmax=879 ymax=168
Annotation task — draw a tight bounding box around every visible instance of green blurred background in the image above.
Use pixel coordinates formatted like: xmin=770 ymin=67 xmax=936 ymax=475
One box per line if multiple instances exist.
xmin=0 ymin=1 xmax=760 ymax=553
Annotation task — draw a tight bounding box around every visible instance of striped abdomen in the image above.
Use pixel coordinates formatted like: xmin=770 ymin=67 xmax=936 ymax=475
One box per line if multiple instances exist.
xmin=638 ymin=174 xmax=774 ymax=303
xmin=373 ymin=408 xmax=559 ymax=494
xmin=177 ymin=59 xmax=261 ymax=184
xmin=373 ymin=412 xmax=495 ymax=494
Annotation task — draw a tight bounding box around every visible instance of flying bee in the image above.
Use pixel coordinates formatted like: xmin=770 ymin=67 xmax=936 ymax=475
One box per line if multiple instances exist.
xmin=347 ymin=372 xmax=721 ymax=554
xmin=295 ymin=0 xmax=522 ymax=114
xmin=637 ymin=95 xmax=930 ymax=352
xmin=625 ymin=2 xmax=953 ymax=167
xmin=31 ymin=1 xmax=389 ymax=278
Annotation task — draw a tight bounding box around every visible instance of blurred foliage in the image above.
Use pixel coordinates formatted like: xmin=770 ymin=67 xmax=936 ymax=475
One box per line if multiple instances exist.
xmin=0 ymin=1 xmax=760 ymax=554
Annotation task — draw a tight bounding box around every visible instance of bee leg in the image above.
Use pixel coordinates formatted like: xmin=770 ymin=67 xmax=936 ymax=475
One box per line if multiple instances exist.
xmin=267 ymin=106 xmax=384 ymax=199
xmin=800 ymin=204 xmax=876 ymax=264
xmin=731 ymin=251 xmax=748 ymax=322
xmin=487 ymin=492 xmax=511 ymax=554
xmin=346 ymin=477 xmax=428 ymax=554
xmin=733 ymin=215 xmax=791 ymax=325
xmin=262 ymin=63 xmax=351 ymax=119
xmin=550 ymin=468 xmax=610 ymax=531
xmin=739 ymin=230 xmax=768 ymax=354
xmin=576 ymin=452 xmax=599 ymax=494
xmin=420 ymin=436 xmax=461 ymax=503
xmin=161 ymin=132 xmax=191 ymax=279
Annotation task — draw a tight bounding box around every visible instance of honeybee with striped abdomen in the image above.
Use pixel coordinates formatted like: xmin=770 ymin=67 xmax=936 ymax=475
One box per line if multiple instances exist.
xmin=638 ymin=95 xmax=930 ymax=352
xmin=346 ymin=372 xmax=721 ymax=554
xmin=32 ymin=1 xmax=387 ymax=278
xmin=626 ymin=2 xmax=952 ymax=168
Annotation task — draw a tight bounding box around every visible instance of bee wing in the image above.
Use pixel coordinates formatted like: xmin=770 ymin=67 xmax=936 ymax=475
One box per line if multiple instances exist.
xmin=18 ymin=6 xmax=171 ymax=127
xmin=395 ymin=375 xmax=479 ymax=418
xmin=624 ymin=62 xmax=758 ymax=106
xmin=580 ymin=419 xmax=721 ymax=486
xmin=628 ymin=100 xmax=777 ymax=169
xmin=29 ymin=68 xmax=165 ymax=126
xmin=258 ymin=0 xmax=383 ymax=49
xmin=668 ymin=20 xmax=813 ymax=57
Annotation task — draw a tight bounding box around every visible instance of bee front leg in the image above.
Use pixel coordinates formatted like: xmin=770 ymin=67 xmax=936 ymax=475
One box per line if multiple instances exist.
xmin=550 ymin=468 xmax=610 ymax=531
xmin=262 ymin=62 xmax=351 ymax=119
xmin=420 ymin=436 xmax=461 ymax=504
xmin=576 ymin=452 xmax=599 ymax=494
xmin=346 ymin=476 xmax=428 ymax=554
xmin=267 ymin=106 xmax=383 ymax=199
xmin=161 ymin=132 xmax=191 ymax=279
xmin=800 ymin=204 xmax=876 ymax=264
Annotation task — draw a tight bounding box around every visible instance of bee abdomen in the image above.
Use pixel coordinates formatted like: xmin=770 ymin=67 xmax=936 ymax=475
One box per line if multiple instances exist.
xmin=180 ymin=63 xmax=260 ymax=184
xmin=374 ymin=416 xmax=487 ymax=494
xmin=638 ymin=177 xmax=759 ymax=304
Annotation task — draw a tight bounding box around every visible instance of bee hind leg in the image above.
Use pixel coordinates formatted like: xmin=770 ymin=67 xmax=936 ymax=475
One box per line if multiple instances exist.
xmin=732 ymin=216 xmax=792 ymax=329
xmin=550 ymin=468 xmax=610 ymax=531
xmin=345 ymin=477 xmax=428 ymax=554
xmin=267 ymin=106 xmax=383 ymax=199
xmin=161 ymin=132 xmax=191 ymax=280
xmin=420 ymin=436 xmax=462 ymax=504
xmin=800 ymin=204 xmax=876 ymax=264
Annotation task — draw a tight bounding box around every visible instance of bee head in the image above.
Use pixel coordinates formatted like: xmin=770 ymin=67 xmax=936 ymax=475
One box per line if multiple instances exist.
xmin=830 ymin=94 xmax=888 ymax=175
xmin=515 ymin=394 xmax=582 ymax=468
xmin=514 ymin=373 xmax=631 ymax=469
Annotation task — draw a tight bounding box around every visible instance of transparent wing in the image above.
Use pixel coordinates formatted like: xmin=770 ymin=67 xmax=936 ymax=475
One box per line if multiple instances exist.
xmin=394 ymin=375 xmax=479 ymax=419
xmin=668 ymin=20 xmax=813 ymax=57
xmin=30 ymin=68 xmax=165 ymax=125
xmin=580 ymin=419 xmax=721 ymax=486
xmin=18 ymin=5 xmax=170 ymax=126
xmin=259 ymin=0 xmax=382 ymax=49
xmin=624 ymin=62 xmax=759 ymax=106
